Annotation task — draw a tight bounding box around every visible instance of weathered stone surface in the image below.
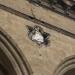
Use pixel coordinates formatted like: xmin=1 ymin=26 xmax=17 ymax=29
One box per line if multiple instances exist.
xmin=0 ymin=9 xmax=75 ymax=75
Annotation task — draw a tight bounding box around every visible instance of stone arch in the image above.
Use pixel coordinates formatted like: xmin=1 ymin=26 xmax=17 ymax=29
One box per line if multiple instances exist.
xmin=54 ymin=55 xmax=75 ymax=75
xmin=0 ymin=27 xmax=32 ymax=75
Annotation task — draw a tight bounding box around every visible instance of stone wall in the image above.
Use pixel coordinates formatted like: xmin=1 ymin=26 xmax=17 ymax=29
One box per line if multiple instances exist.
xmin=0 ymin=0 xmax=75 ymax=75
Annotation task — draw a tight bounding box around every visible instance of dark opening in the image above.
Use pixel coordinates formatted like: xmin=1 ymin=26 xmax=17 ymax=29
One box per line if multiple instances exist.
xmin=0 ymin=64 xmax=9 ymax=75
xmin=64 ymin=68 xmax=75 ymax=75
xmin=0 ymin=48 xmax=16 ymax=75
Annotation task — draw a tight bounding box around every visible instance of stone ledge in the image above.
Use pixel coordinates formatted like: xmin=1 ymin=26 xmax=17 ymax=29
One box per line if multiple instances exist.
xmin=0 ymin=0 xmax=75 ymax=35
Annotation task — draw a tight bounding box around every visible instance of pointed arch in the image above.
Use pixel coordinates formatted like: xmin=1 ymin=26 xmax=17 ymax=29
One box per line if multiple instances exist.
xmin=0 ymin=27 xmax=32 ymax=75
xmin=54 ymin=55 xmax=75 ymax=75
